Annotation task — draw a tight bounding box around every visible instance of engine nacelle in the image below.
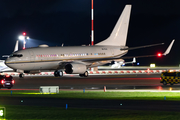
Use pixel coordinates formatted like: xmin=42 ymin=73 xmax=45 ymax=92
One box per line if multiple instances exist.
xmin=65 ymin=63 xmax=86 ymax=74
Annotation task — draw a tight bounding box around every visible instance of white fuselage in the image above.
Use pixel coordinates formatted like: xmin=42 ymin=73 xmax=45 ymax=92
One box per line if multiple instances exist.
xmin=5 ymin=45 xmax=128 ymax=71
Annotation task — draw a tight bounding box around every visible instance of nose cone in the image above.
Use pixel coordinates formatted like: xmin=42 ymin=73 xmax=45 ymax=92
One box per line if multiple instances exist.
xmin=5 ymin=58 xmax=10 ymax=66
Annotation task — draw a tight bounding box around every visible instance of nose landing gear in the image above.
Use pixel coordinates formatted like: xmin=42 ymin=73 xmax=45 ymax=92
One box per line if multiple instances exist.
xmin=79 ymin=71 xmax=88 ymax=77
xmin=19 ymin=73 xmax=24 ymax=78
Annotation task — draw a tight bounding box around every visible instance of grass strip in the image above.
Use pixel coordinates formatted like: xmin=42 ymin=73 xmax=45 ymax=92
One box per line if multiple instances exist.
xmin=1 ymin=105 xmax=180 ymax=120
xmin=0 ymin=90 xmax=180 ymax=101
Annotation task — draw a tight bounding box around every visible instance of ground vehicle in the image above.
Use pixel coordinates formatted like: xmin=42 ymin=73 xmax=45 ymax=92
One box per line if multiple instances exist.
xmin=0 ymin=75 xmax=14 ymax=89
xmin=160 ymin=71 xmax=180 ymax=85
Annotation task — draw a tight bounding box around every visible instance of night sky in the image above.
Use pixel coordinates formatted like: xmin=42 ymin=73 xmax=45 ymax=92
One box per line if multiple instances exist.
xmin=0 ymin=0 xmax=179 ymax=66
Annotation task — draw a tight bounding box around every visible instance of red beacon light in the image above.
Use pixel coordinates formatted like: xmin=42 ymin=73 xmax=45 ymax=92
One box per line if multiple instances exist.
xmin=157 ymin=53 xmax=162 ymax=57
xmin=23 ymin=32 xmax=26 ymax=36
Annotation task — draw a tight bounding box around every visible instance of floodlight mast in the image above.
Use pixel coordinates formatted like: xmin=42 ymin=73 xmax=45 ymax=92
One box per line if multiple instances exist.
xmin=18 ymin=32 xmax=29 ymax=49
xmin=91 ymin=0 xmax=94 ymax=46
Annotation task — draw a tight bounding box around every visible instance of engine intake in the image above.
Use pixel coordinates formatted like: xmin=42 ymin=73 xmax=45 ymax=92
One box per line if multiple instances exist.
xmin=65 ymin=63 xmax=86 ymax=74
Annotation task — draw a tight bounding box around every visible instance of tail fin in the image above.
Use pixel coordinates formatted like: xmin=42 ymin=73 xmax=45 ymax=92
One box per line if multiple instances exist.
xmin=132 ymin=57 xmax=136 ymax=63
xmin=96 ymin=5 xmax=131 ymax=46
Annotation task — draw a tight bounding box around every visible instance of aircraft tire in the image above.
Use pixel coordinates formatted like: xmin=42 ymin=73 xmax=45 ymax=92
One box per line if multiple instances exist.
xmin=54 ymin=70 xmax=59 ymax=77
xmin=84 ymin=71 xmax=88 ymax=77
xmin=59 ymin=70 xmax=63 ymax=77
xmin=79 ymin=71 xmax=88 ymax=77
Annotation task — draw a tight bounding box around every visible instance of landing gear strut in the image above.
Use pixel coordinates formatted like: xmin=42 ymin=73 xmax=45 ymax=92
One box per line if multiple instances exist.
xmin=54 ymin=70 xmax=63 ymax=77
xmin=79 ymin=71 xmax=88 ymax=77
xmin=19 ymin=73 xmax=24 ymax=78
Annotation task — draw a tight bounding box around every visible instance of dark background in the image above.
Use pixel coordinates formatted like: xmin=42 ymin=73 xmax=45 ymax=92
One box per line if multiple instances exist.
xmin=0 ymin=0 xmax=179 ymax=66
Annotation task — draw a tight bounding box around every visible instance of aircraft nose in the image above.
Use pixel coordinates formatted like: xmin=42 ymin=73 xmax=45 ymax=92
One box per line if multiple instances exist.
xmin=5 ymin=59 xmax=8 ymax=65
xmin=5 ymin=58 xmax=10 ymax=66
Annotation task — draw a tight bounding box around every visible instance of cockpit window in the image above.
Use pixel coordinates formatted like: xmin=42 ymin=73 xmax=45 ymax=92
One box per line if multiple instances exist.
xmin=10 ymin=54 xmax=23 ymax=57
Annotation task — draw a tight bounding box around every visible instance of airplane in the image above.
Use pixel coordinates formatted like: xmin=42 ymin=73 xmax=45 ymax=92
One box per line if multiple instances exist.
xmin=111 ymin=57 xmax=136 ymax=68
xmin=5 ymin=5 xmax=174 ymax=78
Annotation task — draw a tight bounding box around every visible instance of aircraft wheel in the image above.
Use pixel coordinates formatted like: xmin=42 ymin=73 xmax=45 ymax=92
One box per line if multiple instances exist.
xmin=54 ymin=70 xmax=59 ymax=77
xmin=59 ymin=70 xmax=63 ymax=77
xmin=19 ymin=73 xmax=24 ymax=78
xmin=163 ymin=81 xmax=167 ymax=85
xmin=84 ymin=71 xmax=88 ymax=77
xmin=79 ymin=71 xmax=88 ymax=77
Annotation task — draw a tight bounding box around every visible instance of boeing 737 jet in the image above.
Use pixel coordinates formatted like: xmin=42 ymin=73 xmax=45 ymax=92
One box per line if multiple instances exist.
xmin=5 ymin=5 xmax=174 ymax=78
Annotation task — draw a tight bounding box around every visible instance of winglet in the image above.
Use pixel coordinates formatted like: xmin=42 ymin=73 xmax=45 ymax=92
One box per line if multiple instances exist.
xmin=163 ymin=39 xmax=175 ymax=56
xmin=14 ymin=40 xmax=19 ymax=52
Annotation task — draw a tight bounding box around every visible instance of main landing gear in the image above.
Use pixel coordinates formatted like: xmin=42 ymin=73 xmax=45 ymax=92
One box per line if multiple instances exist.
xmin=54 ymin=70 xmax=63 ymax=77
xmin=79 ymin=71 xmax=88 ymax=77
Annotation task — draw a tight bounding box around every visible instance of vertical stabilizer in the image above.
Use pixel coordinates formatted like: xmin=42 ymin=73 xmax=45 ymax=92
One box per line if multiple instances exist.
xmin=14 ymin=40 xmax=19 ymax=52
xmin=96 ymin=5 xmax=131 ymax=46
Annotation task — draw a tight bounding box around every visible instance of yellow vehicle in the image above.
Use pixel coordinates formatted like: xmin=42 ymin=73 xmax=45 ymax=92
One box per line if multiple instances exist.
xmin=160 ymin=71 xmax=180 ymax=85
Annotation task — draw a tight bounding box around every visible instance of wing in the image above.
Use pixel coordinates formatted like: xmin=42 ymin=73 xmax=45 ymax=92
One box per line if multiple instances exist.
xmin=56 ymin=40 xmax=174 ymax=68
xmin=83 ymin=39 xmax=175 ymax=66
